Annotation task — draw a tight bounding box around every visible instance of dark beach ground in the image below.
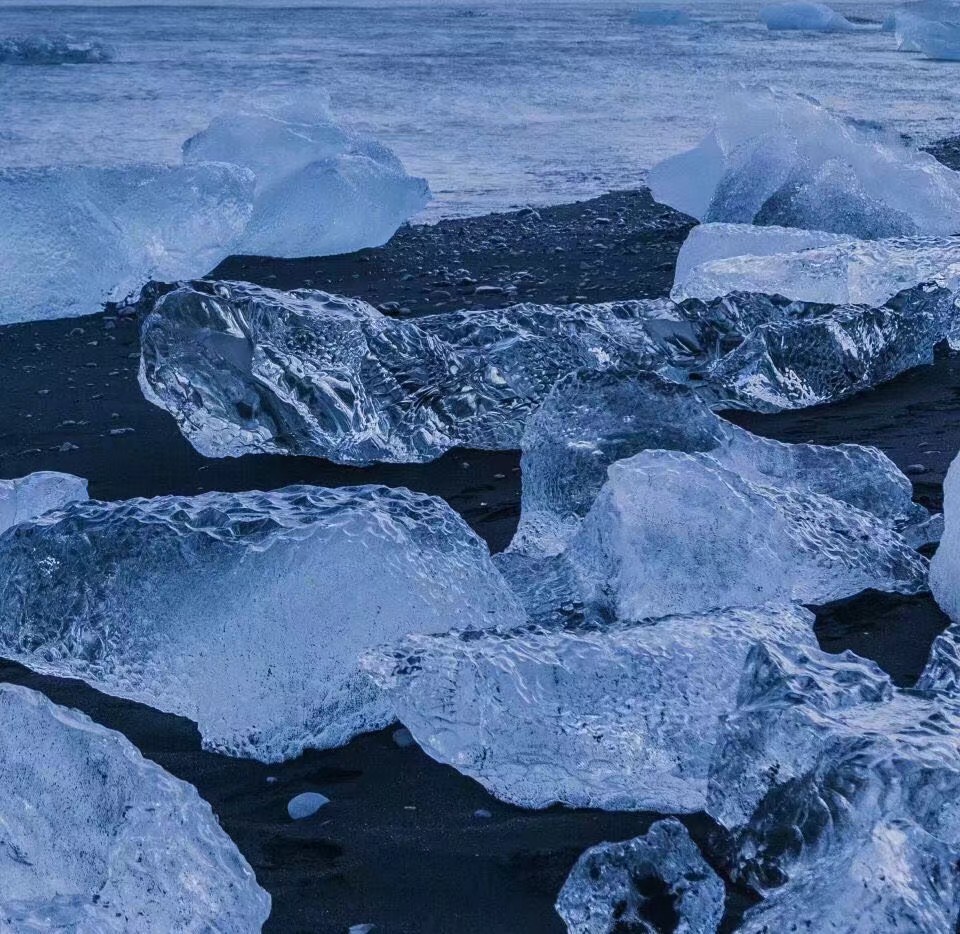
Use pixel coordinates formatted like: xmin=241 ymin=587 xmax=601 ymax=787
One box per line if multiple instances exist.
xmin=1 ymin=168 xmax=959 ymax=931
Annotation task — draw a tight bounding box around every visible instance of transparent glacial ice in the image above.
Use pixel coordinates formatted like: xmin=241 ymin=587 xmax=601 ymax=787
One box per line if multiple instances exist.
xmin=555 ymin=819 xmax=724 ymax=934
xmin=182 ymin=101 xmax=429 ymax=258
xmin=673 ymin=224 xmax=960 ymax=306
xmin=139 ymin=277 xmax=960 ymax=461
xmin=137 ymin=280 xmax=705 ymax=464
xmin=0 ymin=484 xmax=523 ymax=762
xmin=0 ymin=35 xmax=113 ymax=64
xmin=0 ymin=471 xmax=87 ymax=535
xmin=929 ymin=449 xmax=960 ymax=622
xmin=648 ymin=88 xmax=960 ymax=238
xmin=891 ymin=0 xmax=960 ymax=57
xmin=0 ymin=162 xmax=253 ymax=325
xmin=510 ymin=369 xmax=927 ymax=558
xmin=0 ymin=101 xmax=427 ymax=325
xmin=759 ymin=2 xmax=856 ymax=32
xmin=363 ymin=604 xmax=817 ymax=813
xmin=0 ymin=682 xmax=270 ymax=932
xmin=708 ymin=639 xmax=960 ymax=932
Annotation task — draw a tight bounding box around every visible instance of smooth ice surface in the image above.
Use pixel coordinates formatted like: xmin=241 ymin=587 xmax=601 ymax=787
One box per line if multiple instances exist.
xmin=760 ymin=2 xmax=856 ymax=31
xmin=138 ymin=280 xmax=705 ymax=464
xmin=511 ymin=369 xmax=926 ymax=556
xmin=0 ymin=471 xmax=88 ymax=534
xmin=648 ymin=88 xmax=960 ymax=238
xmin=673 ymin=226 xmax=960 ymax=305
xmin=287 ymin=792 xmax=329 ymax=820
xmin=0 ymin=683 xmax=270 ymax=932
xmin=182 ymin=102 xmax=429 ymax=257
xmin=0 ymin=35 xmax=113 ymax=64
xmin=929 ymin=449 xmax=960 ymax=621
xmin=0 ymin=101 xmax=426 ymax=325
xmin=0 ymin=162 xmax=253 ymax=325
xmin=892 ymin=1 xmax=960 ymax=57
xmin=707 ymin=282 xmax=960 ymax=412
xmin=708 ymin=640 xmax=960 ymax=931
xmin=364 ymin=605 xmax=817 ymax=812
xmin=555 ymin=819 xmax=724 ymax=934
xmin=527 ymin=450 xmax=928 ymax=623
xmin=671 ymin=223 xmax=854 ymax=294
xmin=0 ymin=484 xmax=523 ymax=762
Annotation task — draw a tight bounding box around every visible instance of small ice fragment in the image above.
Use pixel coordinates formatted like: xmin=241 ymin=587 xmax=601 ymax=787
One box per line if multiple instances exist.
xmin=474 ymin=809 xmax=492 ymax=819
xmin=287 ymin=792 xmax=330 ymax=820
xmin=392 ymin=727 xmax=415 ymax=747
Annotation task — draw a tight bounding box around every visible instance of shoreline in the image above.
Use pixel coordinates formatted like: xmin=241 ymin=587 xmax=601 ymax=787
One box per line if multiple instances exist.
xmin=1 ymin=174 xmax=958 ymax=931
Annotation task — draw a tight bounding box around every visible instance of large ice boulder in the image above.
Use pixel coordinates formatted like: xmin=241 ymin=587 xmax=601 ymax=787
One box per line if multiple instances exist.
xmin=363 ymin=604 xmax=817 ymax=812
xmin=708 ymin=640 xmax=960 ymax=931
xmin=555 ymin=819 xmax=724 ymax=934
xmin=0 ymin=682 xmax=270 ymax=932
xmin=890 ymin=1 xmax=960 ymax=56
xmin=510 ymin=369 xmax=927 ymax=557
xmin=0 ymin=162 xmax=254 ymax=324
xmin=0 ymin=100 xmax=428 ymax=325
xmin=137 ymin=279 xmax=705 ymax=464
xmin=759 ymin=2 xmax=856 ymax=32
xmin=672 ymin=224 xmax=960 ymax=306
xmin=0 ymin=35 xmax=113 ymax=64
xmin=0 ymin=471 xmax=88 ymax=534
xmin=0 ymin=484 xmax=523 ymax=762
xmin=182 ymin=102 xmax=429 ymax=257
xmin=929 ymin=450 xmax=960 ymax=621
xmin=648 ymin=88 xmax=960 ymax=238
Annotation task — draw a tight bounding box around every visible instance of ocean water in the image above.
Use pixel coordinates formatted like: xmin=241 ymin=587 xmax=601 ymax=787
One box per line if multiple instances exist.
xmin=1 ymin=0 xmax=959 ymax=220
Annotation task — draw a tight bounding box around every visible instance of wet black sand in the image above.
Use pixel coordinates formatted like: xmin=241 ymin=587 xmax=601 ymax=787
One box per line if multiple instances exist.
xmin=0 ymin=184 xmax=956 ymax=932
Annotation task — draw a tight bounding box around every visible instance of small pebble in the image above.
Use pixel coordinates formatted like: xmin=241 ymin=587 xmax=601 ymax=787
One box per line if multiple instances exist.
xmin=905 ymin=463 xmax=928 ymax=476
xmin=287 ymin=792 xmax=330 ymax=820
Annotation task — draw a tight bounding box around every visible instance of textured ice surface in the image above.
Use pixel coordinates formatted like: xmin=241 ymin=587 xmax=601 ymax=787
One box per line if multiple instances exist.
xmin=930 ymin=449 xmax=960 ymax=622
xmin=0 ymin=35 xmax=113 ymax=64
xmin=0 ymin=471 xmax=88 ymax=534
xmin=892 ymin=1 xmax=960 ymax=56
xmin=673 ymin=226 xmax=960 ymax=305
xmin=508 ymin=449 xmax=928 ymax=623
xmin=671 ymin=223 xmax=854 ymax=295
xmin=0 ymin=484 xmax=523 ymax=762
xmin=709 ymin=640 xmax=960 ymax=932
xmin=0 ymin=682 xmax=270 ymax=932
xmin=629 ymin=8 xmax=692 ymax=25
xmin=707 ymin=283 xmax=960 ymax=412
xmin=138 ymin=279 xmax=705 ymax=464
xmin=648 ymin=88 xmax=960 ymax=238
xmin=555 ymin=819 xmax=724 ymax=934
xmin=511 ymin=369 xmax=926 ymax=556
xmin=759 ymin=2 xmax=855 ymax=31
xmin=0 ymin=162 xmax=253 ymax=325
xmin=364 ymin=605 xmax=816 ymax=812
xmin=182 ymin=102 xmax=429 ymax=257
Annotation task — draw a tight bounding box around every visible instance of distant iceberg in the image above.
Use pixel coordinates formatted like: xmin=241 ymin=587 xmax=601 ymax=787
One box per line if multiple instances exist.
xmin=760 ymin=2 xmax=856 ymax=32
xmin=629 ymin=8 xmax=692 ymax=26
xmin=0 ymin=35 xmax=113 ymax=64
xmin=0 ymin=683 xmax=270 ymax=931
xmin=0 ymin=100 xmax=428 ymax=325
xmin=648 ymin=88 xmax=960 ymax=238
xmin=888 ymin=0 xmax=960 ymax=57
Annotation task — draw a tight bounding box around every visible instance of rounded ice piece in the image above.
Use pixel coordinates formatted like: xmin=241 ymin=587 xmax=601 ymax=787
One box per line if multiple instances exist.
xmin=760 ymin=1 xmax=856 ymax=31
xmin=287 ymin=792 xmax=330 ymax=820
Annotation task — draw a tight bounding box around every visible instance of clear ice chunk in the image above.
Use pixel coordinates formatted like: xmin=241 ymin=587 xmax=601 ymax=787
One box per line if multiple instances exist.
xmin=182 ymin=102 xmax=429 ymax=257
xmin=708 ymin=640 xmax=960 ymax=932
xmin=363 ymin=604 xmax=817 ymax=812
xmin=137 ymin=279 xmax=705 ymax=464
xmin=0 ymin=471 xmax=88 ymax=534
xmin=0 ymin=162 xmax=254 ymax=325
xmin=672 ymin=225 xmax=960 ymax=306
xmin=510 ymin=369 xmax=926 ymax=557
xmin=759 ymin=2 xmax=856 ymax=32
xmin=892 ymin=1 xmax=960 ymax=57
xmin=555 ymin=819 xmax=724 ymax=934
xmin=0 ymin=682 xmax=270 ymax=932
xmin=648 ymin=88 xmax=960 ymax=238
xmin=510 ymin=449 xmax=928 ymax=623
xmin=0 ymin=35 xmax=113 ymax=64
xmin=929 ymin=449 xmax=960 ymax=623
xmin=0 ymin=484 xmax=524 ymax=762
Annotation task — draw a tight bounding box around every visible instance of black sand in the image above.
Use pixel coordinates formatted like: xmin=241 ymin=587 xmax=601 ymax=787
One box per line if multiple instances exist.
xmin=0 ymin=183 xmax=956 ymax=932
